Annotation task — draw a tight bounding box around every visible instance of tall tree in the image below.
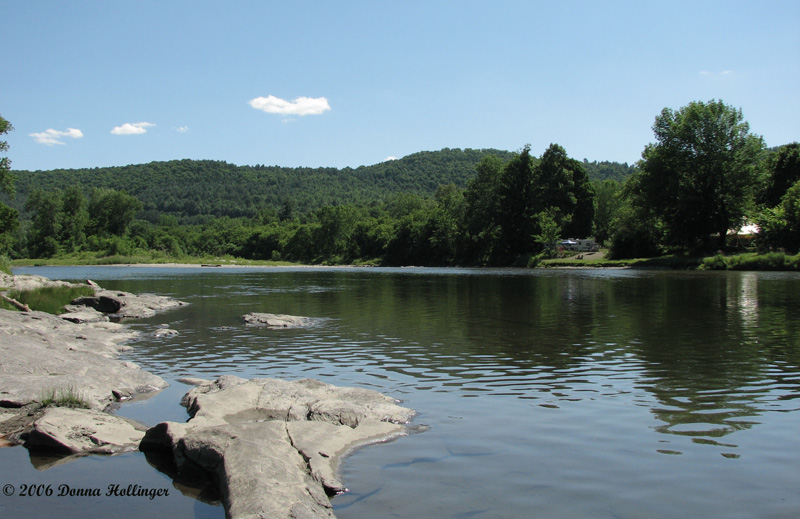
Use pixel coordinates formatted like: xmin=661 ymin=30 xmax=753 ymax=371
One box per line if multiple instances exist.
xmin=88 ymin=188 xmax=143 ymax=236
xmin=761 ymin=143 xmax=800 ymax=208
xmin=533 ymin=143 xmax=595 ymax=238
xmin=59 ymin=185 xmax=88 ymax=251
xmin=0 ymin=114 xmax=17 ymax=252
xmin=0 ymin=114 xmax=13 ymax=197
xmin=463 ymin=155 xmax=504 ymax=263
xmin=497 ymin=145 xmax=537 ymax=258
xmin=592 ymin=179 xmax=623 ymax=245
xmin=25 ymin=189 xmax=63 ymax=258
xmin=628 ymin=100 xmax=765 ymax=250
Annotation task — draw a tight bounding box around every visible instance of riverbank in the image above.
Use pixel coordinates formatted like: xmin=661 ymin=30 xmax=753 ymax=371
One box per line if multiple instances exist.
xmin=9 ymin=250 xmax=800 ymax=271
xmin=0 ymin=272 xmax=415 ymax=518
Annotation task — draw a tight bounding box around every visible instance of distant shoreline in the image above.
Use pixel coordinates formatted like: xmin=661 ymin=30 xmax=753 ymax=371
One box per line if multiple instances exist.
xmin=9 ymin=250 xmax=800 ymax=272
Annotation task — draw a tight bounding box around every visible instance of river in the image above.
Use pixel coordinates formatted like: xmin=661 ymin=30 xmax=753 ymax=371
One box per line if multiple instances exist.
xmin=2 ymin=266 xmax=799 ymax=518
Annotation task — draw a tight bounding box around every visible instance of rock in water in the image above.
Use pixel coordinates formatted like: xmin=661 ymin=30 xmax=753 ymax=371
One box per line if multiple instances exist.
xmin=70 ymin=295 xmax=124 ymax=313
xmin=142 ymin=376 xmax=416 ymax=518
xmin=0 ymin=309 xmax=166 ymax=410
xmin=242 ymin=312 xmax=317 ymax=328
xmin=24 ymin=407 xmax=147 ymax=454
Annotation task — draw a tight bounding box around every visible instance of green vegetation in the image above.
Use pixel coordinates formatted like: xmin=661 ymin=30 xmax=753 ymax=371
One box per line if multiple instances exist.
xmin=4 ymin=285 xmax=95 ymax=314
xmin=0 ymin=100 xmax=797 ymax=270
xmin=0 ymin=113 xmax=13 ymax=196
xmin=40 ymin=386 xmax=91 ymax=409
xmin=0 ymin=114 xmax=18 ymax=254
xmin=630 ymin=100 xmax=764 ymax=251
xmin=700 ymin=252 xmax=800 ymax=271
xmin=0 ymin=254 xmax=11 ymax=275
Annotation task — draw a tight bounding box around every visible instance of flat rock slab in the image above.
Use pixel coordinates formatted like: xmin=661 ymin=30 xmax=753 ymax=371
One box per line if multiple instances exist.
xmin=0 ymin=309 xmax=166 ymax=411
xmin=242 ymin=312 xmax=319 ymax=328
xmin=24 ymin=407 xmax=147 ymax=454
xmin=0 ymin=274 xmax=185 ymax=447
xmin=180 ymin=422 xmax=336 ymax=519
xmin=286 ymin=419 xmax=405 ymax=494
xmin=0 ymin=273 xmax=77 ymax=292
xmin=142 ymin=376 xmax=415 ymax=519
xmin=182 ymin=376 xmax=416 ymax=428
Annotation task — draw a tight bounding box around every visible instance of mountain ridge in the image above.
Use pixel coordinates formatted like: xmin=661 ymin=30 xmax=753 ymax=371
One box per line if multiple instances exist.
xmin=7 ymin=148 xmax=635 ymax=221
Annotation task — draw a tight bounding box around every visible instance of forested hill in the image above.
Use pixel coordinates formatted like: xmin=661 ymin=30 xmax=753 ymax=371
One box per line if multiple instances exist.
xmin=8 ymin=148 xmax=634 ymax=221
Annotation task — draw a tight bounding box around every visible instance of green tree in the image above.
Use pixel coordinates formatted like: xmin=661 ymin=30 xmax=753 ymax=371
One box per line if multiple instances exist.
xmin=26 ymin=189 xmax=63 ymax=258
xmin=88 ymin=188 xmax=143 ymax=236
xmin=0 ymin=203 xmax=18 ymax=253
xmin=629 ymin=100 xmax=765 ymax=250
xmin=592 ymin=179 xmax=623 ymax=245
xmin=314 ymin=205 xmax=358 ymax=260
xmin=497 ymin=145 xmax=537 ymax=258
xmin=0 ymin=114 xmax=13 ymax=197
xmin=533 ymin=209 xmax=562 ymax=253
xmin=761 ymin=143 xmax=800 ymax=208
xmin=533 ymin=143 xmax=594 ymax=238
xmin=428 ymin=183 xmax=465 ymax=264
xmin=463 ymin=155 xmax=505 ymax=263
xmin=756 ymin=179 xmax=800 ymax=253
xmin=279 ymin=198 xmax=295 ymax=222
xmin=59 ymin=185 xmax=88 ymax=251
xmin=0 ymin=114 xmax=18 ymax=254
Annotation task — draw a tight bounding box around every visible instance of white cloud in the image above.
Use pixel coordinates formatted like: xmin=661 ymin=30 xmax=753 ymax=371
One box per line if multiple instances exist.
xmin=29 ymin=127 xmax=84 ymax=146
xmin=174 ymin=126 xmax=189 ymax=133
xmin=383 ymin=156 xmax=398 ymax=162
xmin=699 ymin=70 xmax=734 ymax=77
xmin=111 ymin=122 xmax=156 ymax=135
xmin=248 ymin=95 xmax=331 ymax=116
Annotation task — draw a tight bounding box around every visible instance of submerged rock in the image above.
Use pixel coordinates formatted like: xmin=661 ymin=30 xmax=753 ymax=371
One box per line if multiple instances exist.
xmin=153 ymin=328 xmax=179 ymax=338
xmin=242 ymin=312 xmax=318 ymax=328
xmin=142 ymin=376 xmax=415 ymax=518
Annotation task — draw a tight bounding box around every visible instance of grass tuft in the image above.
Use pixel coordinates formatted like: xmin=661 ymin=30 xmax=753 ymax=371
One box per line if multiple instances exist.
xmin=6 ymin=284 xmax=96 ymax=314
xmin=40 ymin=386 xmax=91 ymax=409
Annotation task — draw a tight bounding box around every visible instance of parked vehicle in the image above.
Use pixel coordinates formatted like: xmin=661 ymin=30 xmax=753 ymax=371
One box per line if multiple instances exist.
xmin=558 ymin=239 xmax=598 ymax=252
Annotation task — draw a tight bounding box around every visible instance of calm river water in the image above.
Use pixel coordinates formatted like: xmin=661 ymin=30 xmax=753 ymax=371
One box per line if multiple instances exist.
xmin=2 ymin=266 xmax=799 ymax=519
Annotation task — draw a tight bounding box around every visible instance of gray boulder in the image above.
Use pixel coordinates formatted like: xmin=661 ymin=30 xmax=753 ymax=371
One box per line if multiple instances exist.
xmin=24 ymin=407 xmax=147 ymax=454
xmin=71 ymin=295 xmax=124 ymax=313
xmin=78 ymin=281 xmax=188 ymax=319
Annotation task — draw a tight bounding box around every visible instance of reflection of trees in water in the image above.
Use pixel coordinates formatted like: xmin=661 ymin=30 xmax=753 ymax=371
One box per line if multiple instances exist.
xmin=117 ymin=269 xmax=800 ymax=447
xmin=621 ymin=272 xmax=800 ymax=446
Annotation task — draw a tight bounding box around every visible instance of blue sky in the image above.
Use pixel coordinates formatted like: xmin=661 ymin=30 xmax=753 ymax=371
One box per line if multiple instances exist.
xmin=2 ymin=0 xmax=798 ymax=171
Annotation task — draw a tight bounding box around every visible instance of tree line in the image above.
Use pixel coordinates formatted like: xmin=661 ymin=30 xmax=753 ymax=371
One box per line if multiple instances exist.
xmin=1 ymin=100 xmax=798 ymax=266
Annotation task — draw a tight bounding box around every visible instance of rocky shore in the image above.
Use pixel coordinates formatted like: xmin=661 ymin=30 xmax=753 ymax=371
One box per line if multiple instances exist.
xmin=0 ymin=272 xmax=415 ymax=518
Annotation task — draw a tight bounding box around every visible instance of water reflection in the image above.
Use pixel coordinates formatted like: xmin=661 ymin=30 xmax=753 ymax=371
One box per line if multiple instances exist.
xmin=88 ymin=267 xmax=800 ymax=455
xmin=7 ymin=266 xmax=800 ymax=519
